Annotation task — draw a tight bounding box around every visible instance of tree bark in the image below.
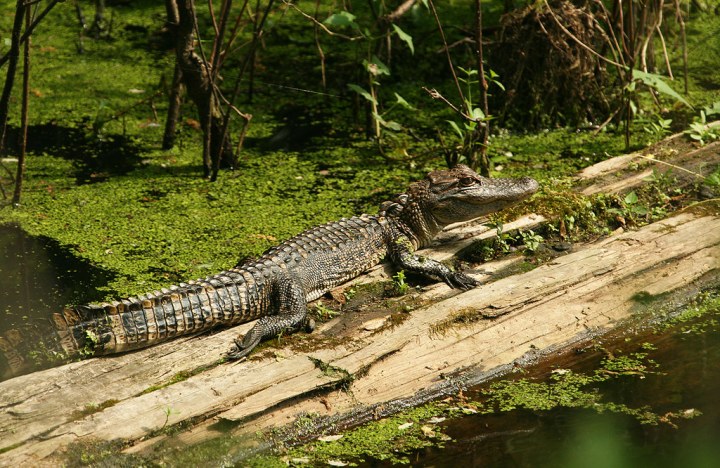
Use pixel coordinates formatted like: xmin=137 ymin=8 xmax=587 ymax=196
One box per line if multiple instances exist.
xmin=473 ymin=0 xmax=490 ymax=176
xmin=11 ymin=5 xmax=30 ymax=206
xmin=162 ymin=63 xmax=184 ymax=150
xmin=0 ymin=0 xmax=26 ymax=157
xmin=171 ymin=0 xmax=234 ymax=178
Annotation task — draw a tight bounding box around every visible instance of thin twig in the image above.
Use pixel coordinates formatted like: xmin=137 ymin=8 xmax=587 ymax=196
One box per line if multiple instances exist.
xmin=422 ymin=87 xmax=484 ymax=125
xmin=12 ymin=4 xmax=31 ymax=205
xmin=0 ymin=0 xmax=61 ymax=69
xmin=474 ymin=0 xmax=489 ymax=174
xmin=426 ymin=0 xmax=468 ymax=115
xmin=283 ymin=0 xmax=363 ymax=41
xmin=543 ymin=0 xmax=624 ymax=69
xmin=385 ymin=0 xmax=415 ymax=22
xmin=674 ymin=0 xmax=688 ymax=94
xmin=592 ymin=105 xmax=622 ymax=135
xmin=207 ymin=0 xmax=219 ymax=37
xmin=592 ymin=0 xmax=626 ymax=69
xmin=656 ymin=24 xmax=672 ymax=80
xmin=210 ymin=0 xmax=232 ymax=78
xmin=639 ymin=2 xmax=662 ymax=73
xmin=216 ymin=0 xmax=250 ymax=71
xmin=313 ymin=0 xmax=326 ymax=89
xmin=635 ymin=154 xmax=707 ymax=179
xmin=217 ymin=0 xmax=275 ymax=176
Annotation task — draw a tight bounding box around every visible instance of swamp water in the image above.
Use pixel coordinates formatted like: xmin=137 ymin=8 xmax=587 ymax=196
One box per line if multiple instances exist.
xmin=390 ymin=312 xmax=720 ymax=468
xmin=0 ymin=224 xmax=114 ymax=378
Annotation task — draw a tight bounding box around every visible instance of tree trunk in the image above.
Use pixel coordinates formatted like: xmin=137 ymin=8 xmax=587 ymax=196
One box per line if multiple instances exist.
xmin=162 ymin=63 xmax=184 ymax=150
xmin=473 ymin=0 xmax=490 ymax=176
xmin=0 ymin=0 xmax=26 ymax=156
xmin=171 ymin=0 xmax=234 ymax=178
xmin=91 ymin=0 xmax=107 ymax=38
xmin=11 ymin=5 xmax=30 ymax=206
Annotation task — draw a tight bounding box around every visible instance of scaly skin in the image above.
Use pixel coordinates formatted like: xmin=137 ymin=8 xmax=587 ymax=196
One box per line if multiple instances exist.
xmin=51 ymin=165 xmax=538 ymax=360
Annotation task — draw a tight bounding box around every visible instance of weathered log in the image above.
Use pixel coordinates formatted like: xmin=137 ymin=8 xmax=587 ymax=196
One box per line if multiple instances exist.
xmin=1 ymin=137 xmax=719 ymax=464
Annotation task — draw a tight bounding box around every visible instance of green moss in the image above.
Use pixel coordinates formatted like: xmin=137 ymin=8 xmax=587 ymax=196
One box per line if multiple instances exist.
xmin=663 ymin=290 xmax=720 ymax=334
xmin=276 ymin=345 xmax=679 ymax=465
xmin=70 ymin=399 xmax=121 ymax=420
xmin=62 ymin=440 xmax=147 ymax=467
xmin=309 ymin=357 xmax=353 ymax=389
xmin=138 ymin=361 xmax=222 ymax=396
xmin=479 ymin=348 xmax=667 ymax=424
xmin=284 ymin=403 xmax=450 ymax=466
xmin=0 ymin=442 xmax=25 ymax=456
xmin=430 ymin=306 xmax=494 ymax=336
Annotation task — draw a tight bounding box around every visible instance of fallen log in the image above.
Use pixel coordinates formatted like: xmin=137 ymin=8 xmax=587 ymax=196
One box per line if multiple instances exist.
xmin=0 ymin=135 xmax=718 ymax=464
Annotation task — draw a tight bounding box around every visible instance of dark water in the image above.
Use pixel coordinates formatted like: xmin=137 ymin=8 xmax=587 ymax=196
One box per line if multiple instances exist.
xmin=363 ymin=309 xmax=720 ymax=468
xmin=0 ymin=224 xmax=114 ymax=378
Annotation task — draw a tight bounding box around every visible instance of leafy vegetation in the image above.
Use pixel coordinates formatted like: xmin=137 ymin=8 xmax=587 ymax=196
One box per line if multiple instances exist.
xmin=0 ymin=2 xmax=717 ymax=300
xmin=0 ymin=1 xmax=719 ymax=461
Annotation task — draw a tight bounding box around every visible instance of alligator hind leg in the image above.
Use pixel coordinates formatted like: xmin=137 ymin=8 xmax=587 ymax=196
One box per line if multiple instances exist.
xmin=226 ymin=276 xmax=315 ymax=360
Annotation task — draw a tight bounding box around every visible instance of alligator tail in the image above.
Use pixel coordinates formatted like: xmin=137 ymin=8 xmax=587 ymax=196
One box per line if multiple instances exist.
xmin=52 ymin=271 xmax=258 ymax=356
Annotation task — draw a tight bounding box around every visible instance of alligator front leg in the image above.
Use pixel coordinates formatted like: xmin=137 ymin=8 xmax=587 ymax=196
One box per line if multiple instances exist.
xmin=391 ymin=236 xmax=478 ymax=290
xmin=226 ymin=275 xmax=315 ymax=360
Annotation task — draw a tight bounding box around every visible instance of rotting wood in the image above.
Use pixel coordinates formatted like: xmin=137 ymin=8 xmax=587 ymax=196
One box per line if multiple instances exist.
xmin=127 ymin=204 xmax=720 ymax=457
xmin=0 ymin=136 xmax=719 ymax=464
xmin=5 ymin=203 xmax=717 ymax=466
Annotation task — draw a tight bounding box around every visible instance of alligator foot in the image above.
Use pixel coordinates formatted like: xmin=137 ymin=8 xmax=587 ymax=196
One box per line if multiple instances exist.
xmin=225 ymin=314 xmax=316 ymax=361
xmin=441 ymin=271 xmax=479 ymax=290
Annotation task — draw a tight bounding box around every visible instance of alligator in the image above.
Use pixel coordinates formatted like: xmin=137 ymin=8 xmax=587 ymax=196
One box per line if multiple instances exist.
xmin=51 ymin=165 xmax=538 ymax=360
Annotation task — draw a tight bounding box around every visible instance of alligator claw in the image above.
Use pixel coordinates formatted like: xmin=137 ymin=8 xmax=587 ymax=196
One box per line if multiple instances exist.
xmin=443 ymin=271 xmax=479 ymax=290
xmin=225 ymin=339 xmax=250 ymax=361
xmin=225 ymin=333 xmax=260 ymax=361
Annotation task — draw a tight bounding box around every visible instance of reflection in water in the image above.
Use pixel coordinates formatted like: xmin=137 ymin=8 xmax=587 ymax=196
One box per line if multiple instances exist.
xmin=373 ymin=307 xmax=720 ymax=468
xmin=0 ymin=224 xmax=114 ymax=379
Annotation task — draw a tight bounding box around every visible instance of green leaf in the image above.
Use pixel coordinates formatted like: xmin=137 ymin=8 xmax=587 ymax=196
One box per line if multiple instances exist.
xmin=447 ymin=120 xmax=464 ymax=139
xmin=394 ymin=92 xmax=415 ymax=110
xmin=324 ymin=11 xmax=358 ymax=29
xmin=631 ymin=205 xmax=649 ymax=215
xmin=381 ymin=120 xmax=403 ymax=131
xmin=392 ymin=24 xmax=414 ymax=55
xmin=703 ymin=101 xmax=720 ymax=117
xmin=364 ymin=55 xmax=390 ymax=76
xmin=348 ymin=84 xmax=377 ymax=105
xmin=471 ymin=107 xmax=485 ymax=120
xmin=624 ymin=191 xmax=638 ymax=205
xmin=632 ymin=69 xmax=692 ymax=109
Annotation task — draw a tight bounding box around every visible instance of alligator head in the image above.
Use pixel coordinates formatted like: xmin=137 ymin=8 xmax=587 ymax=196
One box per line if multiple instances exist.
xmin=382 ymin=164 xmax=539 ymax=247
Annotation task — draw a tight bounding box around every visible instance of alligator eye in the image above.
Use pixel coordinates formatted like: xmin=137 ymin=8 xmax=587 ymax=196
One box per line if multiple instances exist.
xmin=459 ymin=177 xmax=475 ymax=187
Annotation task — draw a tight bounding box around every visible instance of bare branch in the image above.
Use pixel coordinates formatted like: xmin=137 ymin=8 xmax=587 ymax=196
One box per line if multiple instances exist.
xmin=0 ymin=0 xmax=62 ymax=69
xmin=542 ymin=0 xmax=624 ymax=69
xmin=385 ymin=0 xmax=416 ymax=22
xmin=422 ymin=87 xmax=485 ymax=125
xmin=282 ymin=0 xmax=363 ymax=41
xmin=426 ymin=0 xmax=468 ymax=115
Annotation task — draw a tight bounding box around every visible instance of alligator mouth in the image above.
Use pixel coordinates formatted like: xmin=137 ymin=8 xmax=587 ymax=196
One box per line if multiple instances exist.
xmin=460 ymin=177 xmax=540 ymax=205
